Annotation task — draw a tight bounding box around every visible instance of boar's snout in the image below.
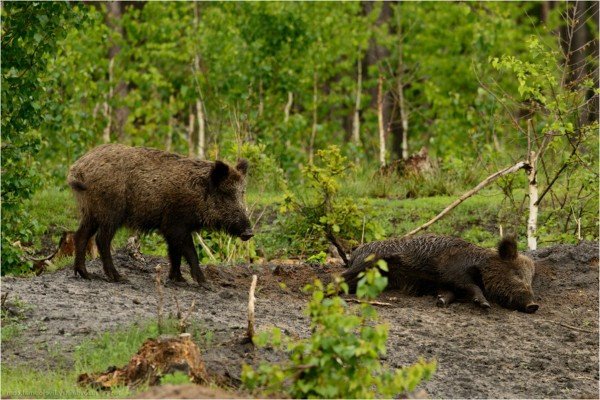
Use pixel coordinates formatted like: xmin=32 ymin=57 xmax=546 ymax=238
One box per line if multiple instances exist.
xmin=240 ymin=229 xmax=254 ymax=241
xmin=524 ymin=303 xmax=539 ymax=314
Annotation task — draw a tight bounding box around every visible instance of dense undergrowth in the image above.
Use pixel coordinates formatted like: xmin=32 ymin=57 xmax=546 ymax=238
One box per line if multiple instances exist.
xmin=18 ymin=155 xmax=596 ymax=276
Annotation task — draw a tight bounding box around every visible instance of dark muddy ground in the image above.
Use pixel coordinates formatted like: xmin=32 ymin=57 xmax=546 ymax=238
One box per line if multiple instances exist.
xmin=2 ymin=241 xmax=599 ymax=398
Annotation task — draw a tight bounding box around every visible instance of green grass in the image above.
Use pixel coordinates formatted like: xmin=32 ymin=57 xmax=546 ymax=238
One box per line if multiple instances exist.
xmin=1 ymin=318 xmax=214 ymax=399
xmin=1 ymin=296 xmax=32 ymax=342
xmin=0 ymin=368 xmax=132 ymax=399
xmin=22 ymin=171 xmax=597 ymax=272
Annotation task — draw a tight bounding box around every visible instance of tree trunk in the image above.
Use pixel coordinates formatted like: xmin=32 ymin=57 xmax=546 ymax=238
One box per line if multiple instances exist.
xmin=105 ymin=1 xmax=129 ymax=140
xmin=363 ymin=1 xmax=394 ymax=158
xmin=284 ymin=91 xmax=293 ymax=124
xmin=165 ymin=116 xmax=173 ymax=152
xmin=258 ymin=78 xmax=264 ymax=118
xmin=587 ymin=1 xmax=599 ymax=124
xmin=102 ymin=57 xmax=114 ymax=143
xmin=396 ymin=7 xmax=409 ymax=160
xmin=527 ymin=150 xmax=539 ymax=250
xmin=188 ymin=106 xmax=196 ymax=158
xmin=352 ymin=52 xmax=362 ymax=154
xmin=308 ymin=70 xmax=318 ymax=164
xmin=377 ymin=75 xmax=386 ymax=167
xmin=193 ymin=2 xmax=205 ymax=159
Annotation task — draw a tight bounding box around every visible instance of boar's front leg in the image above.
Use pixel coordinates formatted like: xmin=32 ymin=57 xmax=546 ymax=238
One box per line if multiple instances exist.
xmin=165 ymin=236 xmax=185 ymax=283
xmin=436 ymin=289 xmax=456 ymax=307
xmin=462 ymin=283 xmax=491 ymax=309
xmin=181 ymin=234 xmax=206 ymax=285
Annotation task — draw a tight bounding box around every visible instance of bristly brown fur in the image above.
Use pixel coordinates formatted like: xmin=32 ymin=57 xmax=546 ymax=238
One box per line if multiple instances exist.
xmin=341 ymin=234 xmax=538 ymax=313
xmin=67 ymin=144 xmax=253 ymax=284
xmin=498 ymin=236 xmax=518 ymax=260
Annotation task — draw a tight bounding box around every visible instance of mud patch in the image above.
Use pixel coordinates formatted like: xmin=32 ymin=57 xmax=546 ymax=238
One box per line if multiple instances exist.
xmin=2 ymin=242 xmax=598 ymax=398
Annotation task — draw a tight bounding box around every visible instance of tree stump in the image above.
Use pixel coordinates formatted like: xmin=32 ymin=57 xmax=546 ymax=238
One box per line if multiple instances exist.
xmin=78 ymin=333 xmax=207 ymax=390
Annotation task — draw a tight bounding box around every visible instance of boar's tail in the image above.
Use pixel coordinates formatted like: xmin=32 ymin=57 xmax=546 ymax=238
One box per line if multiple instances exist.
xmin=68 ymin=179 xmax=87 ymax=191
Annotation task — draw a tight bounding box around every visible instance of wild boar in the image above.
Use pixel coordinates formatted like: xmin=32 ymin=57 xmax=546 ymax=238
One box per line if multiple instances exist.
xmin=341 ymin=234 xmax=539 ymax=313
xmin=67 ymin=144 xmax=253 ymax=285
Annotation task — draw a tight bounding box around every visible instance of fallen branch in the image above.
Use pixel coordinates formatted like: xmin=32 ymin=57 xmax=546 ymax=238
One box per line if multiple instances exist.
xmin=154 ymin=264 xmax=164 ymax=334
xmin=345 ymin=298 xmax=393 ymax=307
xmin=195 ymin=233 xmax=216 ymax=262
xmin=1 ymin=292 xmax=9 ymax=309
xmin=173 ymin=295 xmax=196 ymax=334
xmin=325 ymin=231 xmax=349 ymax=266
xmin=246 ymin=275 xmax=258 ymax=344
xmin=402 ymin=161 xmax=530 ymax=238
xmin=539 ymin=319 xmax=597 ymax=334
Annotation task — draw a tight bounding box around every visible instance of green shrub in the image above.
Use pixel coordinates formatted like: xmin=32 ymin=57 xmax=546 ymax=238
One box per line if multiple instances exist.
xmin=277 ymin=145 xmax=384 ymax=258
xmin=241 ymin=262 xmax=436 ymax=398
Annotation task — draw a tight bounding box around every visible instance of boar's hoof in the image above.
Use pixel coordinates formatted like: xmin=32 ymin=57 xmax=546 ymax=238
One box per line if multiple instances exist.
xmin=75 ymin=268 xmax=91 ymax=280
xmin=168 ymin=274 xmax=187 ymax=284
xmin=191 ymin=269 xmax=207 ymax=285
xmin=436 ymin=296 xmax=448 ymax=307
xmin=105 ymin=270 xmax=124 ymax=283
xmin=524 ymin=303 xmax=539 ymax=314
xmin=198 ymin=281 xmax=214 ymax=291
xmin=473 ymin=298 xmax=491 ymax=309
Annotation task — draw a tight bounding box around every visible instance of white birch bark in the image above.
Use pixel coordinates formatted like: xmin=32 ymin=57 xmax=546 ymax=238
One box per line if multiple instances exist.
xmin=396 ymin=9 xmax=409 ymax=160
xmin=309 ymin=71 xmax=318 ymax=164
xmin=527 ymin=150 xmax=538 ymax=250
xmin=377 ymin=75 xmax=386 ymax=167
xmin=166 ymin=115 xmax=173 ymax=152
xmin=188 ymin=108 xmax=195 ymax=158
xmin=193 ymin=2 xmax=205 ymax=159
xmin=258 ymin=79 xmax=264 ymax=117
xmin=102 ymin=57 xmax=114 ymax=144
xmin=165 ymin=95 xmax=174 ymax=152
xmin=196 ymin=98 xmax=205 ymax=159
xmin=284 ymin=91 xmax=293 ymax=124
xmin=352 ymin=55 xmax=362 ymax=150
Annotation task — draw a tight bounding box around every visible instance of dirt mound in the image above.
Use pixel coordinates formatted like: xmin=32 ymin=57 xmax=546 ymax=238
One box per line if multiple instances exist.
xmin=2 ymin=241 xmax=598 ymax=398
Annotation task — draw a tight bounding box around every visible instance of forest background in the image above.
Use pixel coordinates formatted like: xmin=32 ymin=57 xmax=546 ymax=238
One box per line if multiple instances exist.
xmin=2 ymin=1 xmax=598 ymax=274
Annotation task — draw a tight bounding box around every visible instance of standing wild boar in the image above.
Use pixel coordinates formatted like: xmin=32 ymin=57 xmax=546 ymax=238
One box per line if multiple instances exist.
xmin=341 ymin=234 xmax=539 ymax=313
xmin=67 ymin=144 xmax=253 ymax=285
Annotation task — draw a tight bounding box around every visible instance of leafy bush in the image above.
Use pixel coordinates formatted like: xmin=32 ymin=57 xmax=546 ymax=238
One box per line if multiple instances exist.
xmin=1 ymin=2 xmax=81 ymax=274
xmin=241 ymin=263 xmax=436 ymax=398
xmin=277 ymin=145 xmax=384 ymax=258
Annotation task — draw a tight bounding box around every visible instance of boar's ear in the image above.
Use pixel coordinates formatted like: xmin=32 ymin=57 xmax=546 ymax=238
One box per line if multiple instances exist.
xmin=498 ymin=236 xmax=518 ymax=261
xmin=236 ymin=158 xmax=249 ymax=177
xmin=211 ymin=160 xmax=230 ymax=186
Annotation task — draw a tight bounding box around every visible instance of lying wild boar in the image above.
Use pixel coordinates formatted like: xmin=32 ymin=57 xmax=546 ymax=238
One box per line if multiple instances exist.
xmin=68 ymin=144 xmax=253 ymax=285
xmin=341 ymin=234 xmax=539 ymax=313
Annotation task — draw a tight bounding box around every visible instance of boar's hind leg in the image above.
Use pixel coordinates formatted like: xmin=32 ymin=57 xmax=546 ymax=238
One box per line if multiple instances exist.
xmin=181 ymin=234 xmax=206 ymax=285
xmin=436 ymin=289 xmax=456 ymax=307
xmin=74 ymin=218 xmax=98 ymax=279
xmin=96 ymin=225 xmax=121 ymax=282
